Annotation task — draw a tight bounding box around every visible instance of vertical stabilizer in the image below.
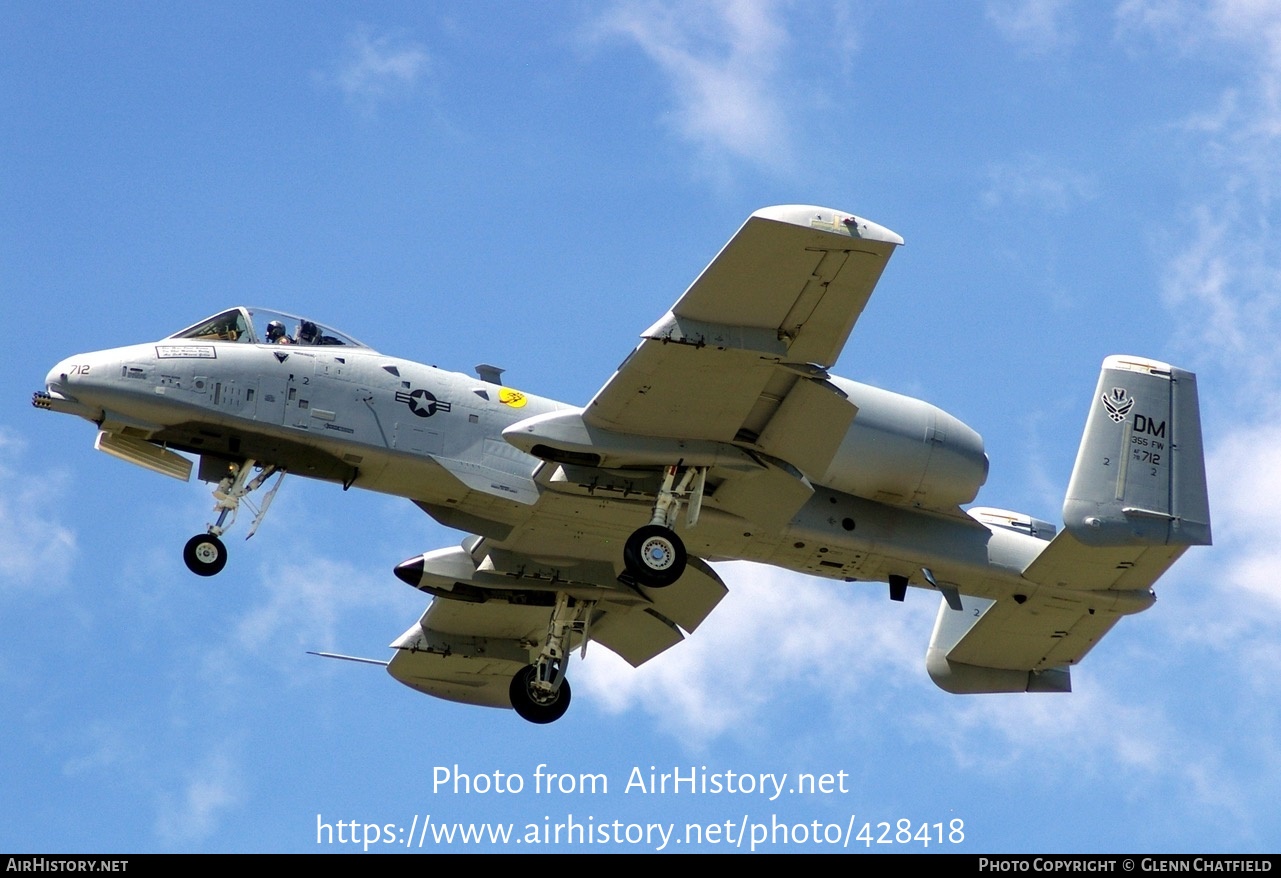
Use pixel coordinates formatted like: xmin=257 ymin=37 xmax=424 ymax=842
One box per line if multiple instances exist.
xmin=1063 ymin=356 xmax=1211 ymax=548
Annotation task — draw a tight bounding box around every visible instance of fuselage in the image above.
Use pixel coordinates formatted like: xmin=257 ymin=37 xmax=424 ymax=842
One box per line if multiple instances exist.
xmin=39 ymin=307 xmax=1052 ymax=605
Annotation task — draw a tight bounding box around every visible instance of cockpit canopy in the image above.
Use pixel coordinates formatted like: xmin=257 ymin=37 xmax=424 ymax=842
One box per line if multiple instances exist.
xmin=169 ymin=307 xmax=371 ymax=350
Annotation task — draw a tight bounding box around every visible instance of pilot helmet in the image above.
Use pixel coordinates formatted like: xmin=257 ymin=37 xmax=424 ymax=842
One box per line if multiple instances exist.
xmin=266 ymin=320 xmax=286 ymax=341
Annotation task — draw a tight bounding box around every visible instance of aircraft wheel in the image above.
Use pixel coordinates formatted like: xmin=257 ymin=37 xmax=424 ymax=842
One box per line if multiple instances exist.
xmin=509 ymin=665 xmax=571 ymax=724
xmin=183 ymin=534 xmax=227 ymax=577
xmin=623 ymin=524 xmax=686 ymax=588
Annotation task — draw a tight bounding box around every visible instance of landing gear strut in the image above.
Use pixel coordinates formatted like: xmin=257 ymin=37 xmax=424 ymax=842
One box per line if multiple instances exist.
xmin=182 ymin=458 xmax=286 ymax=576
xmin=621 ymin=464 xmax=705 ymax=588
xmin=508 ymin=594 xmax=594 ymax=724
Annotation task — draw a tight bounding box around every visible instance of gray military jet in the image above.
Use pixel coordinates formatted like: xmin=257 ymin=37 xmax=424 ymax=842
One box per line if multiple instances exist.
xmin=34 ymin=205 xmax=1211 ymax=723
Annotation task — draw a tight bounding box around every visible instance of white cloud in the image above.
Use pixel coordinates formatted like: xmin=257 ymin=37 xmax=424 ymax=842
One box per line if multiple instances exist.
xmin=332 ymin=26 xmax=429 ymax=110
xmin=154 ymin=751 xmax=243 ymax=846
xmin=1114 ymin=0 xmax=1201 ymax=49
xmin=986 ymin=0 xmax=1077 ymax=55
xmin=981 ymin=154 xmax=1098 ymax=212
xmin=578 ymin=562 xmax=933 ymax=743
xmin=1204 ymin=1 xmax=1281 ymax=65
xmin=927 ymin=686 xmax=1162 ymax=773
xmin=61 ymin=720 xmax=131 ymax=778
xmin=1105 ymin=5 xmax=1281 ymax=817
xmin=575 ymin=560 xmax=1267 ymax=827
xmin=590 ymin=0 xmax=797 ymax=174
xmin=1125 ymin=4 xmax=1281 ymax=387
xmin=1202 ymin=421 xmax=1281 ymax=615
xmin=1159 ymin=208 xmax=1247 ymax=350
xmin=917 ymin=680 xmax=1253 ymax=828
xmin=1120 ymin=2 xmax=1281 ymax=174
xmin=0 ymin=428 xmax=76 ymax=592
xmin=196 ymin=548 xmax=408 ymax=697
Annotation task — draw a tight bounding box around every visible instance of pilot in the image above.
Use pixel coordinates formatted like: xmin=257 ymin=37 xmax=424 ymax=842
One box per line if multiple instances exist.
xmin=266 ymin=321 xmax=292 ymax=345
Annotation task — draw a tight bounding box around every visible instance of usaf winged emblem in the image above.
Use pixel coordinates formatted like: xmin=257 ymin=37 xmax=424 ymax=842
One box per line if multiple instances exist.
xmin=1101 ymin=387 xmax=1135 ymax=423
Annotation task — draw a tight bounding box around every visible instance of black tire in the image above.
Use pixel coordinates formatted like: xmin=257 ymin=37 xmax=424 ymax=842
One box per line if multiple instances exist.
xmin=183 ymin=533 xmax=228 ymax=577
xmin=508 ymin=665 xmax=571 ymax=724
xmin=623 ymin=524 xmax=686 ymax=587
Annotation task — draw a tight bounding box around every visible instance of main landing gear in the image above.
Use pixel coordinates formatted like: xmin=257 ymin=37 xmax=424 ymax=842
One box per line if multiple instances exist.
xmin=182 ymin=458 xmax=286 ymax=576
xmin=508 ymin=594 xmax=594 ymax=724
xmin=624 ymin=525 xmax=685 ymax=588
xmin=620 ymin=464 xmax=706 ymax=588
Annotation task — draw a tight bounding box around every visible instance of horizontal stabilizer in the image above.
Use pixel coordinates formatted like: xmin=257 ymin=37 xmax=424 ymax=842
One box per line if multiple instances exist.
xmin=923 ymin=588 xmax=1146 ymax=694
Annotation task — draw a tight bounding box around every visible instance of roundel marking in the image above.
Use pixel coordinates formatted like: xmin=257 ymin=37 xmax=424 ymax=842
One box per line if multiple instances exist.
xmin=395 ymin=388 xmax=452 ymax=418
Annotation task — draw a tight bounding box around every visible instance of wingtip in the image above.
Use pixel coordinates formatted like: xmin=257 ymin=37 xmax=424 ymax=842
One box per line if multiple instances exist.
xmin=751 ymin=204 xmax=904 ymax=246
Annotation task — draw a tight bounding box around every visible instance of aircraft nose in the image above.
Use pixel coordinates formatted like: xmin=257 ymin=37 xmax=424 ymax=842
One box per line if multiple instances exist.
xmin=35 ymin=354 xmax=108 ymax=421
xmin=46 ymin=358 xmax=75 ymax=392
xmin=394 ymin=556 xmax=426 ymax=588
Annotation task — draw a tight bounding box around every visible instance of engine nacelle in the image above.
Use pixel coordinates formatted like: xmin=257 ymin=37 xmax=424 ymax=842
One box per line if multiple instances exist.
xmin=505 ymin=378 xmax=987 ymax=512
xmin=818 ymin=378 xmax=988 ymax=511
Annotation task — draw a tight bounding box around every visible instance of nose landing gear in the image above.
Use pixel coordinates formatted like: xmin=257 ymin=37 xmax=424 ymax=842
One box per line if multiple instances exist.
xmin=183 ymin=533 xmax=228 ymax=576
xmin=182 ymin=458 xmax=286 ymax=576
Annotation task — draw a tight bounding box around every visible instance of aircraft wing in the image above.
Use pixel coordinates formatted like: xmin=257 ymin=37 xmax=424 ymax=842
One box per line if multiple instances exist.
xmin=584 ymin=206 xmax=902 ymax=473
xmin=388 ymin=544 xmax=728 ymax=707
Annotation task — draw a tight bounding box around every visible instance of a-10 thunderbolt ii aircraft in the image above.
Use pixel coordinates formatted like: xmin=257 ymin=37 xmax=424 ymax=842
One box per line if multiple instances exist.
xmin=34 ymin=205 xmax=1211 ymax=723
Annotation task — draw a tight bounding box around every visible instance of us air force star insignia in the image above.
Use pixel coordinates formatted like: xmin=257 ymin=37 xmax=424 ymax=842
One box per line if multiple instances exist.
xmin=1101 ymin=387 xmax=1135 ymax=423
xmin=395 ymin=388 xmax=452 ymax=418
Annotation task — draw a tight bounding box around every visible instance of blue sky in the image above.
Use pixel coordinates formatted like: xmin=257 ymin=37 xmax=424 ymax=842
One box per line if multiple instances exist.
xmin=4 ymin=1 xmax=1279 ymax=853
